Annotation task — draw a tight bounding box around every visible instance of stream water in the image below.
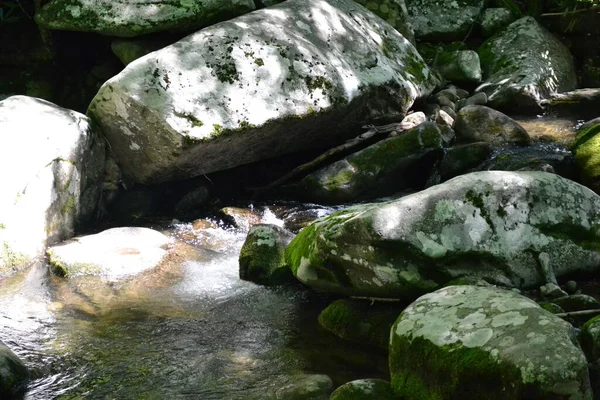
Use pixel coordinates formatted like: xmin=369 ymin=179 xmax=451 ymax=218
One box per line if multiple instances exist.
xmin=0 ymin=205 xmax=388 ymax=400
xmin=0 ymin=115 xmax=584 ymax=399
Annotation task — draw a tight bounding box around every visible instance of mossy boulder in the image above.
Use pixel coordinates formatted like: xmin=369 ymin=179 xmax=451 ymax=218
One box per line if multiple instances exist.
xmin=454 ymin=105 xmax=530 ymax=145
xmin=438 ymin=142 xmax=494 ymax=181
xmin=479 ymin=8 xmax=514 ymax=37
xmin=405 ymin=0 xmax=485 ymax=41
xmin=573 ymin=117 xmax=600 ymax=193
xmin=294 ymin=122 xmax=450 ymax=204
xmin=47 ymin=227 xmax=171 ymax=280
xmin=477 ymin=17 xmax=577 ymax=113
xmin=581 ymin=315 xmax=600 ymax=362
xmin=330 ymin=379 xmax=399 ymax=400
xmin=552 ymin=294 xmax=600 ymax=313
xmin=0 ymin=96 xmax=105 ymax=279
xmin=318 ymin=299 xmax=402 ymax=349
xmin=0 ymin=342 xmax=28 ymax=397
xmin=433 ymin=50 xmax=482 ymax=84
xmin=35 ymin=0 xmax=256 ymax=37
xmin=239 ymin=224 xmax=296 ymax=286
xmin=285 ymin=171 xmax=600 ymax=299
xmin=390 ymin=285 xmax=592 ymax=399
xmin=87 ymin=0 xmax=438 ymax=185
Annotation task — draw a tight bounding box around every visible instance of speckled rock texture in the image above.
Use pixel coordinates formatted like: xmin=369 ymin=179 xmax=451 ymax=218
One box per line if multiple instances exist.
xmin=432 ymin=50 xmax=482 ymax=84
xmin=0 ymin=96 xmax=105 ymax=279
xmin=239 ymin=224 xmax=296 ymax=286
xmin=47 ymin=227 xmax=171 ymax=280
xmin=330 ymin=379 xmax=399 ymax=400
xmin=477 ymin=17 xmax=577 ymax=113
xmin=405 ymin=0 xmax=485 ymax=41
xmin=479 ymin=7 xmax=514 ymax=37
xmin=0 ymin=341 xmax=28 ymax=397
xmin=454 ymin=105 xmax=530 ymax=145
xmin=87 ymin=0 xmax=439 ymax=185
xmin=294 ymin=121 xmax=451 ymax=204
xmin=35 ymin=0 xmax=256 ymax=37
xmin=390 ymin=285 xmax=592 ymax=400
xmin=353 ymin=0 xmax=415 ymax=44
xmin=285 ymin=171 xmax=600 ymax=299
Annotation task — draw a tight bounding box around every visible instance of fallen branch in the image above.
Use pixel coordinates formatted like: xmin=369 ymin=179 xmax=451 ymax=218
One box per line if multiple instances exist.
xmin=251 ymin=121 xmax=411 ymax=196
xmin=555 ymin=309 xmax=600 ymax=319
xmin=541 ymin=5 xmax=600 ymax=17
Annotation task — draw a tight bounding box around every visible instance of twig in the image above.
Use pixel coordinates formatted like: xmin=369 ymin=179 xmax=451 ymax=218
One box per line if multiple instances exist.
xmin=555 ymin=309 xmax=600 ymax=319
xmin=541 ymin=5 xmax=600 ymax=17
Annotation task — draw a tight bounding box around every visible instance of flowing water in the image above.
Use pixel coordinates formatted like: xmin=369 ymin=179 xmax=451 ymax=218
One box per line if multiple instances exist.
xmin=0 ymin=204 xmax=388 ymax=400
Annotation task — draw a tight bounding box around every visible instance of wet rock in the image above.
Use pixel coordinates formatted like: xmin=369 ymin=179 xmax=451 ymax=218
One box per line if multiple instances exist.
xmin=275 ymin=374 xmax=333 ymax=400
xmin=0 ymin=96 xmax=105 ymax=278
xmin=0 ymin=341 xmax=28 ymax=397
xmin=433 ymin=50 xmax=482 ymax=84
xmin=553 ymin=294 xmax=600 ymax=312
xmin=330 ymin=379 xmax=398 ymax=400
xmin=47 ymin=227 xmax=172 ymax=280
xmin=294 ymin=122 xmax=450 ymax=204
xmin=173 ymin=183 xmax=212 ymax=215
xmin=405 ymin=0 xmax=485 ymax=41
xmin=35 ymin=0 xmax=256 ymax=37
xmin=285 ymin=171 xmax=600 ymax=299
xmin=219 ymin=207 xmax=262 ymax=231
xmin=390 ymin=285 xmax=592 ymax=399
xmin=317 ymin=299 xmax=401 ymax=350
xmin=239 ymin=224 xmax=296 ymax=286
xmin=480 ymin=8 xmax=515 ymax=37
xmin=87 ymin=0 xmax=438 ymax=185
xmin=353 ymin=0 xmax=415 ymax=45
xmin=454 ymin=105 xmax=530 ymax=145
xmin=438 ymin=142 xmax=494 ymax=181
xmin=477 ymin=17 xmax=577 ymax=113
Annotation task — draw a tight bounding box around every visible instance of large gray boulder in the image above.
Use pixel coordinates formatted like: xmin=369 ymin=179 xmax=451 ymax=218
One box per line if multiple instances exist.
xmin=35 ymin=0 xmax=256 ymax=37
xmin=0 ymin=96 xmax=105 ymax=278
xmin=285 ymin=171 xmax=600 ymax=299
xmin=87 ymin=0 xmax=439 ymax=185
xmin=477 ymin=17 xmax=577 ymax=113
xmin=390 ymin=285 xmax=592 ymax=399
xmin=454 ymin=105 xmax=530 ymax=145
xmin=405 ymin=0 xmax=485 ymax=41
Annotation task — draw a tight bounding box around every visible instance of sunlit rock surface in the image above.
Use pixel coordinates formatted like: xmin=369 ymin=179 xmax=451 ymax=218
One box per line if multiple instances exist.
xmin=35 ymin=0 xmax=256 ymax=37
xmin=0 ymin=341 xmax=28 ymax=396
xmin=87 ymin=0 xmax=438 ymax=185
xmin=477 ymin=17 xmax=577 ymax=113
xmin=285 ymin=171 xmax=600 ymax=299
xmin=390 ymin=285 xmax=592 ymax=399
xmin=0 ymin=96 xmax=105 ymax=278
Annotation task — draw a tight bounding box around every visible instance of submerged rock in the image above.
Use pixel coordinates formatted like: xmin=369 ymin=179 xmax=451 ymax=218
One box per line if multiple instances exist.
xmin=35 ymin=0 xmax=256 ymax=37
xmin=239 ymin=224 xmax=296 ymax=286
xmin=294 ymin=122 xmax=450 ymax=204
xmin=275 ymin=374 xmax=333 ymax=400
xmin=47 ymin=227 xmax=172 ymax=280
xmin=330 ymin=379 xmax=398 ymax=400
xmin=87 ymin=0 xmax=438 ymax=185
xmin=318 ymin=298 xmax=401 ymax=350
xmin=285 ymin=171 xmax=600 ymax=299
xmin=405 ymin=0 xmax=485 ymax=41
xmin=454 ymin=105 xmax=530 ymax=145
xmin=390 ymin=285 xmax=592 ymax=399
xmin=477 ymin=17 xmax=577 ymax=113
xmin=0 ymin=342 xmax=28 ymax=396
xmin=0 ymin=96 xmax=105 ymax=278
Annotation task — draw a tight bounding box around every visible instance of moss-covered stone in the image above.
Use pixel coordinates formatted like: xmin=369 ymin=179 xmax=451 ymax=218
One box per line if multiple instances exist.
xmin=318 ymin=299 xmax=402 ymax=350
xmin=390 ymin=285 xmax=592 ymax=399
xmin=330 ymin=379 xmax=399 ymax=400
xmin=239 ymin=224 xmax=296 ymax=286
xmin=552 ymin=294 xmax=600 ymax=312
xmin=0 ymin=342 xmax=28 ymax=397
xmin=581 ymin=315 xmax=600 ymax=361
xmin=573 ymin=118 xmax=600 ymax=193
